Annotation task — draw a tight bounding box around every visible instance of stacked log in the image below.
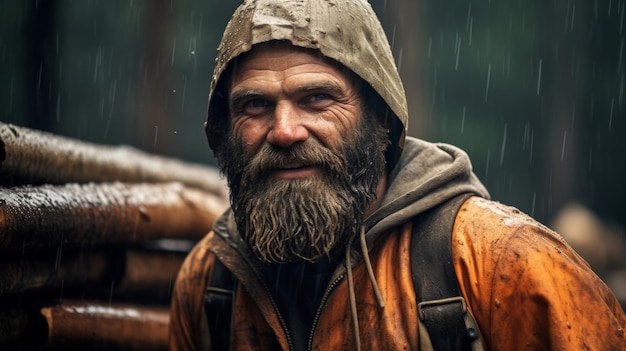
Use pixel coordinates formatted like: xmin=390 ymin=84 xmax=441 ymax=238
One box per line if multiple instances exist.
xmin=0 ymin=123 xmax=229 ymax=350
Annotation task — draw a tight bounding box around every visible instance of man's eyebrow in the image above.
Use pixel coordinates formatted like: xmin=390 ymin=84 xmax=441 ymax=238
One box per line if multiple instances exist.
xmin=229 ymin=89 xmax=265 ymax=109
xmin=293 ymin=81 xmax=345 ymax=96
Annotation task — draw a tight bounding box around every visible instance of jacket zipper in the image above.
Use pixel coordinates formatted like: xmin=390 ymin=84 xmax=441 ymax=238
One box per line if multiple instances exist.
xmin=259 ymin=275 xmax=295 ymax=351
xmin=220 ymin=228 xmax=295 ymax=350
xmin=306 ymin=273 xmax=346 ymax=350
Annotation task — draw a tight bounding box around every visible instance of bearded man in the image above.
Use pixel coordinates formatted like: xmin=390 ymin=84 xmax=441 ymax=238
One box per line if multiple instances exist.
xmin=170 ymin=1 xmax=626 ymax=350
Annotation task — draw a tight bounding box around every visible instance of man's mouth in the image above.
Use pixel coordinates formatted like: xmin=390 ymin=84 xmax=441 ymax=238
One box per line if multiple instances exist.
xmin=271 ymin=165 xmax=322 ymax=179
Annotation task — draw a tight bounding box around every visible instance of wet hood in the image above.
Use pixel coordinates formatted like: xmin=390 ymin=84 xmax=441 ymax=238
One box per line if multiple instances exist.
xmin=364 ymin=137 xmax=490 ymax=244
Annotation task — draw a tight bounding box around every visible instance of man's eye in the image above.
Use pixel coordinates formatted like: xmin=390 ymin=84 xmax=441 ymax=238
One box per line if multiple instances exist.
xmin=308 ymin=93 xmax=331 ymax=102
xmin=239 ymin=98 xmax=272 ymax=115
xmin=245 ymin=99 xmax=270 ymax=109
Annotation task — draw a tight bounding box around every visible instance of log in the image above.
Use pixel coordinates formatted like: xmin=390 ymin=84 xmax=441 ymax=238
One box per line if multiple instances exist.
xmin=40 ymin=300 xmax=169 ymax=351
xmin=0 ymin=122 xmax=228 ymax=199
xmin=0 ymin=246 xmax=187 ymax=299
xmin=0 ymin=251 xmax=111 ymax=297
xmin=114 ymin=248 xmax=187 ymax=303
xmin=0 ymin=182 xmax=229 ymax=252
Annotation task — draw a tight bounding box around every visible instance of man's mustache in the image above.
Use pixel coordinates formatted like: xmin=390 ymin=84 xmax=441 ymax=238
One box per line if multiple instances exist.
xmin=243 ymin=140 xmax=347 ymax=182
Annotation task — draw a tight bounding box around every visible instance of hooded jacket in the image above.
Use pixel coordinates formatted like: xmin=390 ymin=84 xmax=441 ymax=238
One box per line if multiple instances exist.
xmin=171 ymin=0 xmax=626 ymax=349
xmin=169 ymin=138 xmax=626 ymax=350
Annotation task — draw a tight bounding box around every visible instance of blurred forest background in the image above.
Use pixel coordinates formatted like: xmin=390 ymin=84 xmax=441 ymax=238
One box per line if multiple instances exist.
xmin=1 ymin=0 xmax=624 ymax=261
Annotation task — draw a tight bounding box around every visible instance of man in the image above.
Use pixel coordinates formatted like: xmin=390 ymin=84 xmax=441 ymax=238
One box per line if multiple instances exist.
xmin=170 ymin=0 xmax=626 ymax=350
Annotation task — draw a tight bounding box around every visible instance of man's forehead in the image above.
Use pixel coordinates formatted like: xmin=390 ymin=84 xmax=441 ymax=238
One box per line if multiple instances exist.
xmin=227 ymin=41 xmax=359 ymax=87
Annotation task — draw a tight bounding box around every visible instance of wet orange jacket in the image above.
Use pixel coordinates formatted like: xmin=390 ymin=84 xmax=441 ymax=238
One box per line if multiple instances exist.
xmin=170 ymin=197 xmax=626 ymax=350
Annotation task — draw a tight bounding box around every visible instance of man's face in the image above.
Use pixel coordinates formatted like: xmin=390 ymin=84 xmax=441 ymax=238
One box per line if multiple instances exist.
xmin=228 ymin=43 xmax=364 ymax=170
xmin=217 ymin=43 xmax=388 ymax=263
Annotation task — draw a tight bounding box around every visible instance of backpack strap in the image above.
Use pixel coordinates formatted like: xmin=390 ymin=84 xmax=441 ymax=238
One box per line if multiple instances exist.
xmin=411 ymin=194 xmax=485 ymax=351
xmin=204 ymin=257 xmax=238 ymax=351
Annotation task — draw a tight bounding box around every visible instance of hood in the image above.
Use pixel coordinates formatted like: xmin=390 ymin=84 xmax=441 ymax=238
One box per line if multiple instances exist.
xmin=205 ymin=0 xmax=408 ymax=168
xmin=363 ymin=137 xmax=490 ymax=244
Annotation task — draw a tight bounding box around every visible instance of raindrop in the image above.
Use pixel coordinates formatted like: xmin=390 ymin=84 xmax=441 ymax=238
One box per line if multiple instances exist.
xmin=531 ymin=193 xmax=536 ymax=217
xmin=461 ymin=106 xmax=466 ymax=134
xmin=153 ymin=126 xmax=159 ymax=149
xmin=499 ymin=123 xmax=507 ymax=165
xmin=469 ymin=17 xmax=473 ymax=46
xmin=55 ymin=242 xmax=63 ymax=272
xmin=455 ymin=37 xmax=462 ymax=70
xmin=561 ymin=131 xmax=567 ymax=161
xmin=536 ymin=59 xmax=543 ymax=96
xmin=171 ymin=37 xmax=177 ymax=67
xmin=619 ymin=74 xmax=624 ymax=106
xmin=93 ymin=46 xmax=102 ymax=83
xmin=529 ymin=130 xmax=534 ymax=164
xmin=37 ymin=62 xmax=43 ymax=89
xmin=484 ymin=63 xmax=491 ymax=102
xmin=108 ymin=280 xmax=115 ymax=305
xmin=56 ymin=93 xmax=61 ymax=122
xmin=523 ymin=122 xmax=530 ymax=150
xmin=567 ymin=3 xmax=576 ymax=32
xmin=181 ymin=76 xmax=187 ymax=113
xmin=609 ymin=99 xmax=614 ymax=128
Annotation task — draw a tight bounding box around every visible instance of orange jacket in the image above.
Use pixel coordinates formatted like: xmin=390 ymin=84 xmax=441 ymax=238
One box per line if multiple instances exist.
xmin=169 ymin=196 xmax=626 ymax=350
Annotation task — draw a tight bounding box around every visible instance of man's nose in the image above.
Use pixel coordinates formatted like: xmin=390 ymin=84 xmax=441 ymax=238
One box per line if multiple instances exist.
xmin=267 ymin=102 xmax=309 ymax=148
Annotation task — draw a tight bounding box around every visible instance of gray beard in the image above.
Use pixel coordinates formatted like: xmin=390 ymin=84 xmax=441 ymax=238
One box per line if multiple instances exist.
xmin=239 ymin=176 xmax=356 ymax=263
xmin=217 ymin=114 xmax=388 ymax=263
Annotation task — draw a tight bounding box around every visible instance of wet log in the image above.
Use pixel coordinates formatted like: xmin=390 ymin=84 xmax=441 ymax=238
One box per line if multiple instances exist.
xmin=0 ymin=122 xmax=228 ymax=199
xmin=113 ymin=249 xmax=187 ymax=302
xmin=0 ymin=182 xmax=229 ymax=252
xmin=0 ymin=247 xmax=187 ymax=298
xmin=40 ymin=300 xmax=169 ymax=351
xmin=0 ymin=251 xmax=112 ymax=297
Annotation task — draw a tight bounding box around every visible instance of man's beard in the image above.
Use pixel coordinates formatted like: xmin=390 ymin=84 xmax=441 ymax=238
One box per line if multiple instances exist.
xmin=216 ymin=113 xmax=388 ymax=264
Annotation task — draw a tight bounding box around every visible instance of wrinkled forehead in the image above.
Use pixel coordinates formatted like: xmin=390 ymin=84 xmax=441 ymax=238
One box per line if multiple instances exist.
xmin=225 ymin=41 xmax=362 ymax=90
